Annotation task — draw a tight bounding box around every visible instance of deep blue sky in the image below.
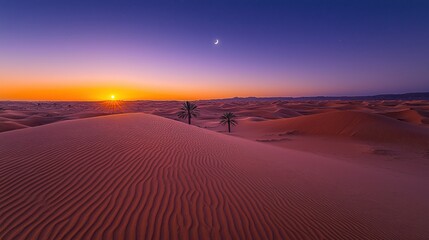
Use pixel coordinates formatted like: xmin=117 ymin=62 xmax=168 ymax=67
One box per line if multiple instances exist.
xmin=1 ymin=0 xmax=429 ymax=100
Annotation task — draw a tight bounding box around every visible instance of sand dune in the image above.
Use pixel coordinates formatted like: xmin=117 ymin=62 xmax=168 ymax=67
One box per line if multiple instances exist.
xmin=1 ymin=113 xmax=428 ymax=239
xmin=0 ymin=121 xmax=28 ymax=132
xmin=241 ymin=110 xmax=429 ymax=147
xmin=381 ymin=109 xmax=425 ymax=124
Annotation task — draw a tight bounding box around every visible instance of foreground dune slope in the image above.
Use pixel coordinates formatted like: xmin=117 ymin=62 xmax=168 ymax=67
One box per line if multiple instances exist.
xmin=0 ymin=114 xmax=428 ymax=239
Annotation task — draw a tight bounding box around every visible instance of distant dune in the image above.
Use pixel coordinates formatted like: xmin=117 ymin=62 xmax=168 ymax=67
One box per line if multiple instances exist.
xmin=1 ymin=113 xmax=428 ymax=239
xmin=241 ymin=110 xmax=429 ymax=147
xmin=212 ymin=92 xmax=429 ymax=101
xmin=1 ymin=99 xmax=429 ymax=133
xmin=381 ymin=109 xmax=425 ymax=124
xmin=0 ymin=121 xmax=28 ymax=132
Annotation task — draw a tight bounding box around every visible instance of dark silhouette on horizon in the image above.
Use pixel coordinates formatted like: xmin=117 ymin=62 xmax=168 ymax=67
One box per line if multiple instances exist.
xmin=220 ymin=112 xmax=238 ymax=133
xmin=178 ymin=101 xmax=199 ymax=125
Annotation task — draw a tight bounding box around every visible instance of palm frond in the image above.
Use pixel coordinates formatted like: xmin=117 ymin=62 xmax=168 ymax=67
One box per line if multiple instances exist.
xmin=230 ymin=119 xmax=238 ymax=126
xmin=219 ymin=112 xmax=238 ymax=124
xmin=177 ymin=111 xmax=188 ymax=118
xmin=220 ymin=119 xmax=228 ymax=125
xmin=177 ymin=101 xmax=199 ymax=121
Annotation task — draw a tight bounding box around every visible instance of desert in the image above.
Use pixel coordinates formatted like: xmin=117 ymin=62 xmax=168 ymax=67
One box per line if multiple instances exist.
xmin=2 ymin=0 xmax=429 ymax=239
xmin=1 ymin=99 xmax=429 ymax=239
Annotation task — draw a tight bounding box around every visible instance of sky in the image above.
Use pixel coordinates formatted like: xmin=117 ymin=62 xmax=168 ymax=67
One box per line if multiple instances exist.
xmin=0 ymin=0 xmax=428 ymax=100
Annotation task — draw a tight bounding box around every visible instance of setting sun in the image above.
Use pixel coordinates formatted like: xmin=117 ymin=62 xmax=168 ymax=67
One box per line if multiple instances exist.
xmin=110 ymin=95 xmax=115 ymax=100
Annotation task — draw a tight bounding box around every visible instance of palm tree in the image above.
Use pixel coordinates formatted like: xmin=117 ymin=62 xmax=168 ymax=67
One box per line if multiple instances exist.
xmin=220 ymin=112 xmax=238 ymax=133
xmin=177 ymin=101 xmax=199 ymax=125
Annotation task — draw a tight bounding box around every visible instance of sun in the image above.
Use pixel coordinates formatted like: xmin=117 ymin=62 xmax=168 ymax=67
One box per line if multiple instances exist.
xmin=110 ymin=95 xmax=115 ymax=100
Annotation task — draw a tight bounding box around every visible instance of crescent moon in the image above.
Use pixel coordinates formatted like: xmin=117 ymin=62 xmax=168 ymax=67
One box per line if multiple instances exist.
xmin=214 ymin=39 xmax=219 ymax=45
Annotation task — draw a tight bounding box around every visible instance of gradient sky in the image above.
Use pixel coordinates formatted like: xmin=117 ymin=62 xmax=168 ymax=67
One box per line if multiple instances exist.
xmin=1 ymin=0 xmax=428 ymax=100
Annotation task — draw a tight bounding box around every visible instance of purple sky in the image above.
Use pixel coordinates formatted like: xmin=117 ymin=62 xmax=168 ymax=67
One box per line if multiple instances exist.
xmin=1 ymin=0 xmax=428 ymax=100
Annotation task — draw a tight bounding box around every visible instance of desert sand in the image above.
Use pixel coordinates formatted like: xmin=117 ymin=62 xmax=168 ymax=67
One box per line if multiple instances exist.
xmin=1 ymin=101 xmax=429 ymax=239
xmin=1 ymin=99 xmax=429 ymax=133
xmin=2 ymin=99 xmax=428 ymax=164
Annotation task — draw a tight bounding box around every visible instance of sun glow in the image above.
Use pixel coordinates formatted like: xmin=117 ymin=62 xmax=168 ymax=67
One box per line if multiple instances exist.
xmin=102 ymin=95 xmax=123 ymax=113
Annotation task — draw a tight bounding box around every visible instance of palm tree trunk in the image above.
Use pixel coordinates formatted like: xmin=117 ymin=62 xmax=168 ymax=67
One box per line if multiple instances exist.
xmin=188 ymin=113 xmax=191 ymax=125
xmin=228 ymin=120 xmax=231 ymax=132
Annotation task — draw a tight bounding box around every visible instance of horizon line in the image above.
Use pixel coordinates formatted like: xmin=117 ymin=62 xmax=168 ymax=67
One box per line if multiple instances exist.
xmin=1 ymin=91 xmax=429 ymax=102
